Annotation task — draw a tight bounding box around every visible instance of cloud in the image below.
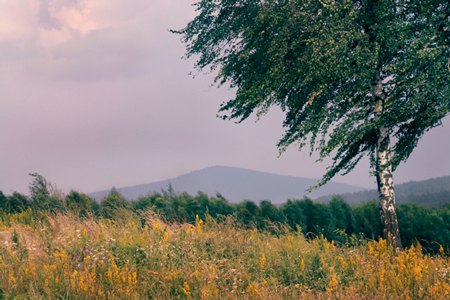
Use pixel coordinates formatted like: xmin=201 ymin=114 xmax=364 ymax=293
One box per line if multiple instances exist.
xmin=0 ymin=0 xmax=40 ymax=42
xmin=0 ymin=0 xmax=193 ymax=82
xmin=46 ymin=27 xmax=151 ymax=81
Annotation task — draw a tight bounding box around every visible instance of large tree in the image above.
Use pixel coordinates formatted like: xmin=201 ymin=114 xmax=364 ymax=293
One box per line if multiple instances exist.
xmin=174 ymin=0 xmax=450 ymax=250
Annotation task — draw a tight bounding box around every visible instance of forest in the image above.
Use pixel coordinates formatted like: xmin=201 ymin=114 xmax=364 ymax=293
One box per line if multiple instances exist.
xmin=316 ymin=176 xmax=450 ymax=206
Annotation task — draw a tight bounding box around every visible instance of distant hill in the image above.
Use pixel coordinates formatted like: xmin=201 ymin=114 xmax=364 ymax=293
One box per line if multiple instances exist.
xmin=88 ymin=166 xmax=365 ymax=204
xmin=316 ymin=176 xmax=450 ymax=206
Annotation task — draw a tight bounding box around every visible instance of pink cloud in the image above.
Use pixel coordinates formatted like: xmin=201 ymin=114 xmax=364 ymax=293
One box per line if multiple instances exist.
xmin=0 ymin=0 xmax=40 ymax=41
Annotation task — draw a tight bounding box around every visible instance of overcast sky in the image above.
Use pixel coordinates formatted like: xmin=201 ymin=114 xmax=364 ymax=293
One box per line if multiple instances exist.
xmin=1 ymin=0 xmax=450 ymax=196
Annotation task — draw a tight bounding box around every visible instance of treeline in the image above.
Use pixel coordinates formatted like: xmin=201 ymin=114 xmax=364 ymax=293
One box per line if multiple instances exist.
xmin=1 ymin=174 xmax=450 ymax=253
xmin=316 ymin=175 xmax=450 ymax=206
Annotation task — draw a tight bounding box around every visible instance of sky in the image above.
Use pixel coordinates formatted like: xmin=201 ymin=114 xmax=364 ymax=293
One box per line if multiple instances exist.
xmin=1 ymin=0 xmax=450 ymax=196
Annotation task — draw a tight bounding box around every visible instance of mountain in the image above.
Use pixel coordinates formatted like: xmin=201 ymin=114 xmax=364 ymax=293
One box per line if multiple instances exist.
xmin=88 ymin=166 xmax=365 ymax=204
xmin=315 ymin=175 xmax=450 ymax=206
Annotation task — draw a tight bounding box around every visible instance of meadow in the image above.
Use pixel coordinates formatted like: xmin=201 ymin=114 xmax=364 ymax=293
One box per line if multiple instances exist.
xmin=1 ymin=208 xmax=450 ymax=299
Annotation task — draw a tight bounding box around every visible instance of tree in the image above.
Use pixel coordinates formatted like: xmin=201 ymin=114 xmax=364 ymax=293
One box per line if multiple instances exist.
xmin=28 ymin=173 xmax=49 ymax=202
xmin=174 ymin=0 xmax=450 ymax=250
xmin=28 ymin=173 xmax=65 ymax=211
xmin=236 ymin=200 xmax=260 ymax=225
xmin=100 ymin=187 xmax=128 ymax=219
xmin=258 ymin=200 xmax=282 ymax=227
xmin=352 ymin=200 xmax=383 ymax=240
xmin=280 ymin=199 xmax=306 ymax=230
xmin=329 ymin=196 xmax=353 ymax=235
xmin=0 ymin=191 xmax=7 ymax=212
xmin=65 ymin=190 xmax=99 ymax=217
xmin=7 ymin=192 xmax=29 ymax=213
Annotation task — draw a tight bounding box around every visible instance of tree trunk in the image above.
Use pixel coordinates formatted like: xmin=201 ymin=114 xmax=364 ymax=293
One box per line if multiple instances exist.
xmin=375 ymin=127 xmax=403 ymax=250
xmin=374 ymin=73 xmax=404 ymax=251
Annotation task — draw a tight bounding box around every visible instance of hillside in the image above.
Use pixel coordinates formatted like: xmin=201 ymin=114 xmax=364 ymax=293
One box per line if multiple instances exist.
xmin=316 ymin=175 xmax=450 ymax=206
xmin=88 ymin=166 xmax=364 ymax=203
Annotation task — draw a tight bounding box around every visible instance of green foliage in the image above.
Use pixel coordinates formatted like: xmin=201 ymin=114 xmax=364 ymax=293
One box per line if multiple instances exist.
xmin=27 ymin=173 xmax=65 ymax=212
xmin=0 ymin=191 xmax=29 ymax=214
xmin=351 ymin=200 xmax=383 ymax=240
xmin=65 ymin=190 xmax=99 ymax=217
xmin=2 ymin=184 xmax=450 ymax=253
xmin=28 ymin=173 xmax=49 ymax=201
xmin=0 ymin=191 xmax=6 ymax=211
xmin=316 ymin=175 xmax=450 ymax=206
xmin=329 ymin=196 xmax=353 ymax=233
xmin=99 ymin=187 xmax=129 ymax=219
xmin=258 ymin=200 xmax=282 ymax=225
xmin=237 ymin=200 xmax=260 ymax=225
xmin=174 ymin=0 xmax=450 ymax=188
xmin=397 ymin=204 xmax=450 ymax=253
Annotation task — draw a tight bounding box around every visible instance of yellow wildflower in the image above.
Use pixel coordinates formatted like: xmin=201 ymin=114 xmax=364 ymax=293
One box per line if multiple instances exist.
xmin=260 ymin=254 xmax=266 ymax=272
xmin=183 ymin=281 xmax=191 ymax=295
xmin=247 ymin=282 xmax=259 ymax=298
xmin=329 ymin=273 xmax=338 ymax=292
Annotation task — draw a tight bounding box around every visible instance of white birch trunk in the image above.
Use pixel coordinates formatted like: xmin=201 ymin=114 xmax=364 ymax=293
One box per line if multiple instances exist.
xmin=374 ymin=73 xmax=403 ymax=251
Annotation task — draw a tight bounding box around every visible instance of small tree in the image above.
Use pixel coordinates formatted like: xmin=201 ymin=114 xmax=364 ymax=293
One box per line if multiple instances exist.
xmin=8 ymin=192 xmax=30 ymax=213
xmin=100 ymin=187 xmax=128 ymax=219
xmin=28 ymin=173 xmax=64 ymax=211
xmin=65 ymin=190 xmax=99 ymax=217
xmin=174 ymin=0 xmax=450 ymax=249
xmin=28 ymin=173 xmax=53 ymax=210
xmin=28 ymin=173 xmax=49 ymax=201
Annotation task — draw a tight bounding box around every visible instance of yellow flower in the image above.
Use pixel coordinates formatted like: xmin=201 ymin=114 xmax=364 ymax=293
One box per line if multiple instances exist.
xmin=194 ymin=269 xmax=201 ymax=281
xmin=183 ymin=281 xmax=191 ymax=295
xmin=196 ymin=215 xmax=204 ymax=234
xmin=154 ymin=221 xmax=163 ymax=234
xmin=9 ymin=274 xmax=16 ymax=283
xmin=329 ymin=273 xmax=338 ymax=292
xmin=247 ymin=282 xmax=259 ymax=298
xmin=260 ymin=254 xmax=266 ymax=272
xmin=163 ymin=231 xmax=172 ymax=242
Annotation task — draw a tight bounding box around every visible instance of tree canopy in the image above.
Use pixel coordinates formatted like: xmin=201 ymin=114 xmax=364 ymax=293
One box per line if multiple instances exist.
xmin=175 ymin=0 xmax=450 ymax=185
xmin=174 ymin=0 xmax=450 ymax=249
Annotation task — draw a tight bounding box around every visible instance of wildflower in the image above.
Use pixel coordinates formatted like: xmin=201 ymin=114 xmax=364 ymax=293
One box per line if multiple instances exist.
xmin=193 ymin=270 xmax=201 ymax=281
xmin=329 ymin=273 xmax=338 ymax=292
xmin=154 ymin=221 xmax=163 ymax=234
xmin=183 ymin=281 xmax=191 ymax=295
xmin=260 ymin=254 xmax=266 ymax=272
xmin=247 ymin=282 xmax=259 ymax=297
xmin=195 ymin=215 xmax=204 ymax=234
xmin=9 ymin=274 xmax=16 ymax=283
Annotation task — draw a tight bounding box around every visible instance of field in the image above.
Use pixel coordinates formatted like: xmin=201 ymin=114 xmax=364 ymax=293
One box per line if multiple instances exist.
xmin=1 ymin=209 xmax=450 ymax=299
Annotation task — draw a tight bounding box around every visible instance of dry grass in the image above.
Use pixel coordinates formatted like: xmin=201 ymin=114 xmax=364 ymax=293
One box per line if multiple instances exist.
xmin=0 ymin=210 xmax=449 ymax=299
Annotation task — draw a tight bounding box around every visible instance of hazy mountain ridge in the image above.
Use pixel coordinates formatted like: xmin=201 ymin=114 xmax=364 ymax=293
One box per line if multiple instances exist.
xmin=316 ymin=176 xmax=450 ymax=206
xmin=88 ymin=166 xmax=365 ymax=203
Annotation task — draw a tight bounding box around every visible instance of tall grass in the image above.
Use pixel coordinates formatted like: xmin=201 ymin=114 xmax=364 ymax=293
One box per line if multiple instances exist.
xmin=0 ymin=209 xmax=449 ymax=299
